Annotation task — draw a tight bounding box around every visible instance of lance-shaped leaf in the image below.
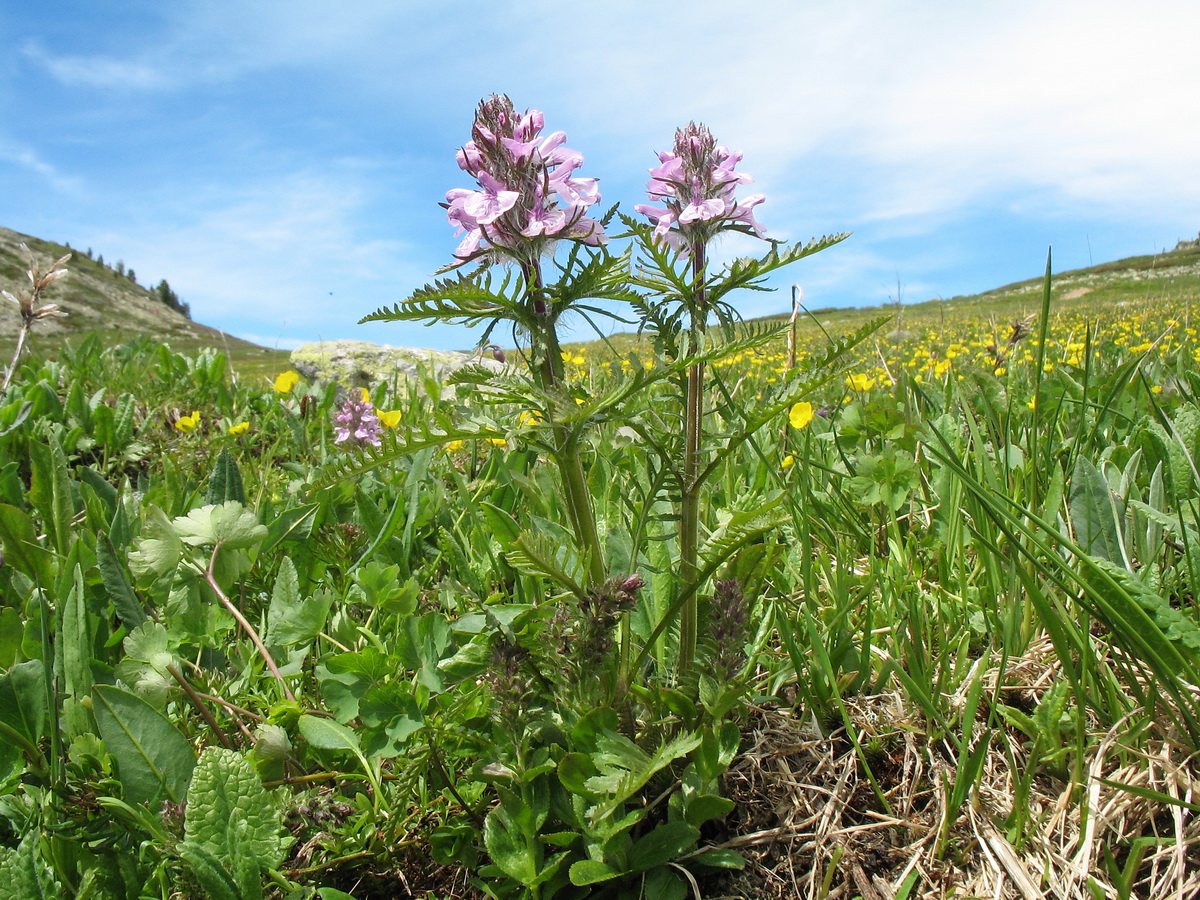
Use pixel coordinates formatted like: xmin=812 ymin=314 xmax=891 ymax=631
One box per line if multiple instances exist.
xmin=92 ymin=684 xmax=196 ymax=805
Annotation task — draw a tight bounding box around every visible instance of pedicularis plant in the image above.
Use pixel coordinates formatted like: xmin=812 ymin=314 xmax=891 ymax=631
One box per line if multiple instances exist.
xmin=335 ymin=94 xmax=869 ymax=898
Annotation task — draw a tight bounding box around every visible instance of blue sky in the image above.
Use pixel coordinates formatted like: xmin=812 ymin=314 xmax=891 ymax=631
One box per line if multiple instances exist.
xmin=2 ymin=1 xmax=1197 ymax=352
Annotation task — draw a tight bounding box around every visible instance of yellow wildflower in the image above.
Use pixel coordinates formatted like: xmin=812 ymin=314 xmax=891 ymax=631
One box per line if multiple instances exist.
xmin=228 ymin=421 xmax=250 ymax=436
xmin=788 ymin=401 xmax=814 ymax=430
xmin=444 ymin=439 xmax=465 ymax=453
xmin=175 ymin=411 xmax=201 ymax=432
xmin=517 ymin=410 xmax=544 ymax=428
xmin=378 ymin=409 xmax=402 ymax=428
xmin=273 ymin=370 xmax=300 ymax=394
xmin=781 ymin=454 xmax=795 ymax=470
xmin=846 ymin=373 xmax=875 ymax=392
xmin=487 ymin=437 xmax=508 ymax=448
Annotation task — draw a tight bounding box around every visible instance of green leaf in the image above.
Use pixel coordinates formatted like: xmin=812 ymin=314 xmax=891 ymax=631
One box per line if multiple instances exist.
xmin=92 ymin=684 xmax=196 ymax=805
xmin=0 ymin=835 xmax=58 ymax=900
xmin=174 ymin=501 xmax=268 ymax=549
xmin=265 ymin=557 xmax=333 ymax=647
xmin=0 ymin=660 xmax=47 ymax=761
xmin=1070 ymin=456 xmax=1124 ymax=564
xmin=628 ymin=821 xmax=701 ymax=873
xmin=60 ymin=563 xmax=94 ymax=738
xmin=692 ymin=847 xmax=745 ymax=870
xmin=684 ymin=793 xmax=735 ymax=827
xmin=206 ymin=448 xmax=247 ymax=506
xmin=585 ymin=731 xmax=702 ymax=823
xmin=184 ymin=747 xmax=290 ymax=870
xmin=483 ymin=805 xmax=538 ymax=886
xmin=261 ymin=502 xmax=320 ymax=554
xmin=127 ymin=506 xmax=184 ymax=579
xmin=177 ymin=841 xmax=241 ymax=900
xmin=96 ymin=530 xmax=147 ymax=629
xmin=298 ymin=713 xmax=363 ymax=753
xmin=0 ymin=503 xmax=54 ymax=585
xmin=569 ymin=858 xmax=621 ymax=887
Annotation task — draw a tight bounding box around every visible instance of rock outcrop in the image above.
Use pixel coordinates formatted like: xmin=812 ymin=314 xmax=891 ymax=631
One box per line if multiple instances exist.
xmin=290 ymin=340 xmax=505 ymax=388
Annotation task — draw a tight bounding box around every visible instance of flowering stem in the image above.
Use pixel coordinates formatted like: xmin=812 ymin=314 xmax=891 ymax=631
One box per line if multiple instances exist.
xmin=0 ymin=322 xmax=31 ymax=402
xmin=522 ymin=261 xmax=607 ymax=589
xmin=677 ymin=242 xmax=708 ymax=682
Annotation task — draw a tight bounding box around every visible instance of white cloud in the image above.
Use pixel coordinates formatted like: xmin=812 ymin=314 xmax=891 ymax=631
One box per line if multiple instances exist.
xmin=79 ymin=165 xmax=437 ymax=345
xmin=0 ymin=140 xmax=82 ymax=194
xmin=21 ymin=40 xmax=171 ymax=91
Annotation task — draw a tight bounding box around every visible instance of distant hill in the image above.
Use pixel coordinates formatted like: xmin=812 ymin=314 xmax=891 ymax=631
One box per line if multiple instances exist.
xmin=0 ymin=225 xmax=271 ymax=359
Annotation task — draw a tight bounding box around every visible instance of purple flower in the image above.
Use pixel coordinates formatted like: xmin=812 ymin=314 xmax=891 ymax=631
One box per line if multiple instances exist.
xmin=636 ymin=122 xmax=766 ymax=254
xmin=332 ymin=390 xmax=382 ymax=448
xmin=443 ymin=95 xmax=606 ymax=266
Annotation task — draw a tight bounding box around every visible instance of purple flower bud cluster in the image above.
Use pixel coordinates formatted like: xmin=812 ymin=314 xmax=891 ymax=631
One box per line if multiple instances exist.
xmin=332 ymin=392 xmax=381 ymax=448
xmin=709 ymin=578 xmax=749 ymax=680
xmin=635 ymin=122 xmax=766 ymax=253
xmin=444 ymin=95 xmax=606 ymax=264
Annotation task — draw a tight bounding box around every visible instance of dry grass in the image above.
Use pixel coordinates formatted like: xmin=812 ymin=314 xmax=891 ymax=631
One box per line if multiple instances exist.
xmin=706 ymin=637 xmax=1200 ymax=900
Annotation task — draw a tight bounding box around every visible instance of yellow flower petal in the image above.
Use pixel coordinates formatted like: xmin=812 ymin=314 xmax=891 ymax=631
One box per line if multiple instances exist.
xmin=781 ymin=454 xmax=795 ymax=469
xmin=788 ymin=401 xmax=814 ymax=430
xmin=378 ymin=409 xmax=401 ymax=428
xmin=273 ymin=370 xmax=300 ymax=393
xmin=228 ymin=421 xmax=250 ymax=435
xmin=444 ymin=439 xmax=464 ymax=453
xmin=175 ymin=411 xmax=201 ymax=432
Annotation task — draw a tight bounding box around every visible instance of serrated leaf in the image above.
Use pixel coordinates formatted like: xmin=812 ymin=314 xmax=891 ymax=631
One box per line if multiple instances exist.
xmin=0 ymin=835 xmax=58 ymax=900
xmin=184 ymin=747 xmax=289 ymax=869
xmin=127 ymin=506 xmax=184 ymax=578
xmin=265 ymin=557 xmax=332 ymax=647
xmin=92 ymin=684 xmax=195 ymax=805
xmin=206 ymin=448 xmax=246 ymax=506
xmin=174 ymin=501 xmax=267 ymax=549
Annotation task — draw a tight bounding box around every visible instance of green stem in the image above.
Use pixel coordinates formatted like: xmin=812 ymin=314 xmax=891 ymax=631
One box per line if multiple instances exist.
xmin=523 ymin=261 xmax=606 ymax=588
xmin=677 ymin=242 xmax=708 ymax=682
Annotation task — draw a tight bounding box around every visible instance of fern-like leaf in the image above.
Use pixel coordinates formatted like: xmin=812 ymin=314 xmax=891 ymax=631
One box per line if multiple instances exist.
xmin=359 ymin=269 xmax=525 ymax=328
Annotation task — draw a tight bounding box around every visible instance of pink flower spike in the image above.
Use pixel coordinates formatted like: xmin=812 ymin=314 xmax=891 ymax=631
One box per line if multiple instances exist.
xmin=442 ymin=95 xmax=605 ymax=265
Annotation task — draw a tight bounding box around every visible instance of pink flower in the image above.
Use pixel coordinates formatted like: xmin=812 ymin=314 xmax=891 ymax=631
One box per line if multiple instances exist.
xmin=333 ymin=391 xmax=382 ymax=448
xmin=443 ymin=95 xmax=606 ymax=266
xmin=638 ymin=122 xmax=767 ymax=252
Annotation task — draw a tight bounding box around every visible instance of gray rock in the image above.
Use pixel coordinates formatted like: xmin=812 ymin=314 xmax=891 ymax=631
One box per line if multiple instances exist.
xmin=290 ymin=340 xmax=505 ymax=389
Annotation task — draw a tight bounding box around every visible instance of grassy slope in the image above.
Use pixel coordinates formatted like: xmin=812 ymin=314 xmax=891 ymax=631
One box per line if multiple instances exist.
xmin=5 ymin=221 xmax=1198 ymax=374
xmin=0 ymin=226 xmax=290 ymax=381
xmin=564 ymin=242 xmax=1200 ymax=356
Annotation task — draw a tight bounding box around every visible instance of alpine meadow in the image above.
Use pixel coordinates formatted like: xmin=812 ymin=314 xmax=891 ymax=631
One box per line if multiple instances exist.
xmin=3 ymin=96 xmax=1200 ymax=900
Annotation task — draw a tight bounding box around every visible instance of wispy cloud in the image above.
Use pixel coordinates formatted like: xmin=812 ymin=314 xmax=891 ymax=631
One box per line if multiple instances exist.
xmin=21 ymin=40 xmax=171 ymax=91
xmin=4 ymin=1 xmax=1197 ymax=348
xmin=0 ymin=140 xmax=82 ymax=194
